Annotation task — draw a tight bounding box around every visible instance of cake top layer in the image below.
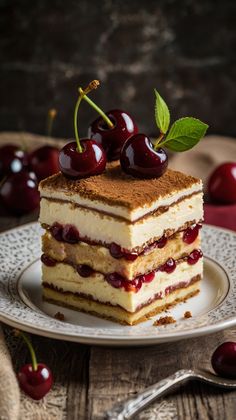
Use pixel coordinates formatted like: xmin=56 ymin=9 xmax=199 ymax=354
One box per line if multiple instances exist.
xmin=39 ymin=161 xmax=202 ymax=221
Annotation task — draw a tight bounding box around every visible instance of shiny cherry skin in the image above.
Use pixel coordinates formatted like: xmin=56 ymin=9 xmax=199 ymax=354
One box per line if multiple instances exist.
xmin=59 ymin=140 xmax=106 ymax=179
xmin=120 ymin=134 xmax=168 ymax=178
xmin=0 ymin=171 xmax=40 ymax=214
xmin=88 ymin=109 xmax=138 ymax=161
xmin=208 ymin=162 xmax=236 ymax=204
xmin=211 ymin=342 xmax=236 ymax=378
xmin=18 ymin=363 xmax=53 ymax=400
xmin=29 ymin=145 xmax=60 ymax=181
xmin=0 ymin=144 xmax=28 ymax=178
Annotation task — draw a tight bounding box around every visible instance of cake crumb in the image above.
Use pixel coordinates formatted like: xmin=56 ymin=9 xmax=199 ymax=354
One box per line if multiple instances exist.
xmin=184 ymin=311 xmax=192 ymax=319
xmin=54 ymin=312 xmax=65 ymax=321
xmin=153 ymin=316 xmax=176 ymax=326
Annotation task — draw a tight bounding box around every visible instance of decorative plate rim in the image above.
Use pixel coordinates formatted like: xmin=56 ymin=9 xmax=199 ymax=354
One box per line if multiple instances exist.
xmin=0 ymin=222 xmax=236 ymax=346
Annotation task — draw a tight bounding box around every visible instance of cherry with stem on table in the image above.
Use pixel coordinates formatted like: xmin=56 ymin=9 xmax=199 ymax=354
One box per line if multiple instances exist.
xmin=14 ymin=329 xmax=53 ymax=400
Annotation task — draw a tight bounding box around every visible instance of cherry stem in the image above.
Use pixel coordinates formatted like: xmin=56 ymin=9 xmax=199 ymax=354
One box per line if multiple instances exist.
xmin=79 ymin=88 xmax=114 ymax=129
xmin=47 ymin=109 xmax=57 ymax=137
xmin=153 ymin=133 xmax=165 ymax=150
xmin=74 ymin=94 xmax=83 ymax=153
xmin=16 ymin=330 xmax=38 ymax=371
xmin=74 ymin=80 xmax=114 ymax=153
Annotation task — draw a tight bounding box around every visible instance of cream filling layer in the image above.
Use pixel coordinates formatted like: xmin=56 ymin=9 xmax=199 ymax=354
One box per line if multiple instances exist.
xmin=39 ymin=182 xmax=202 ymax=221
xmin=42 ymin=259 xmax=203 ymax=312
xmin=39 ymin=193 xmax=203 ymax=250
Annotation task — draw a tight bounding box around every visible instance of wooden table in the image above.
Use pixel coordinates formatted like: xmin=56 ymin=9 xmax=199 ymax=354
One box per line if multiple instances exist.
xmin=1 ymin=134 xmax=236 ymax=419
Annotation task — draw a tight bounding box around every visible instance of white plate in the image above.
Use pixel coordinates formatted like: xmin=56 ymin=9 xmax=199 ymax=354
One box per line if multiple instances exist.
xmin=0 ymin=222 xmax=235 ymax=346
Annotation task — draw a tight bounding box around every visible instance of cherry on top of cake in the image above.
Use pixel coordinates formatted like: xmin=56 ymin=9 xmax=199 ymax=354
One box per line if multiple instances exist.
xmin=57 ymin=80 xmax=208 ymax=182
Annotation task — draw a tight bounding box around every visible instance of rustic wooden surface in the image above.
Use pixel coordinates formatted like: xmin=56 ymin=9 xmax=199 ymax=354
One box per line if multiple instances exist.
xmin=0 ymin=134 xmax=236 ymax=419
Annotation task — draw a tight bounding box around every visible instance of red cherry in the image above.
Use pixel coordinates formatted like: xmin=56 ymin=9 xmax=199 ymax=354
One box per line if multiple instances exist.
xmin=41 ymin=253 xmax=57 ymax=267
xmin=59 ymin=140 xmax=106 ymax=179
xmin=109 ymin=242 xmax=138 ymax=261
xmin=29 ymin=145 xmax=60 ymax=181
xmin=187 ymin=249 xmax=203 ymax=265
xmin=140 ymin=272 xmax=155 ymax=283
xmin=88 ymin=109 xmax=138 ymax=161
xmin=50 ymin=223 xmax=63 ymax=241
xmin=156 ymin=235 xmax=167 ymax=248
xmin=207 ymin=162 xmax=236 ymax=204
xmin=159 ymin=258 xmax=176 ymax=273
xmin=211 ymin=342 xmax=236 ymax=378
xmin=77 ymin=264 xmax=94 ymax=277
xmin=183 ymin=224 xmax=201 ymax=244
xmin=106 ymin=273 xmax=124 ymax=288
xmin=120 ymin=134 xmax=168 ymax=179
xmin=18 ymin=363 xmax=53 ymax=400
xmin=0 ymin=171 xmax=40 ymax=214
xmin=0 ymin=144 xmax=28 ymax=177
xmin=62 ymin=224 xmax=80 ymax=243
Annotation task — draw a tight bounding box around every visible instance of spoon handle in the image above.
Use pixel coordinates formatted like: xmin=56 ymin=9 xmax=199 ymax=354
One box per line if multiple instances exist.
xmin=106 ymin=369 xmax=194 ymax=420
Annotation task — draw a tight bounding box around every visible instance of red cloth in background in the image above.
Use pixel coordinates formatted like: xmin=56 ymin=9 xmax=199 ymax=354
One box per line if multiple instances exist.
xmin=169 ymin=135 xmax=236 ymax=233
xmin=204 ymin=203 xmax=236 ymax=231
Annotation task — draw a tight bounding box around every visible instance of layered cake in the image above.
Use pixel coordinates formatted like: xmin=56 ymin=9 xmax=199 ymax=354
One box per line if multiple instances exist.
xmin=39 ymin=161 xmax=203 ymax=325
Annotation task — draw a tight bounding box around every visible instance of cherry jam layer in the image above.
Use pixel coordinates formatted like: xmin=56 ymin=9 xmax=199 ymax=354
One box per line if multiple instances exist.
xmin=41 ymin=254 xmax=95 ymax=278
xmin=41 ymin=248 xmax=203 ymax=293
xmin=48 ymin=222 xmax=202 ymax=261
xmin=106 ymin=250 xmax=202 ymax=292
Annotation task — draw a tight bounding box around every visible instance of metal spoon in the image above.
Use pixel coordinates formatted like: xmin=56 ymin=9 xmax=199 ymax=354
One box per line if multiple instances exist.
xmin=106 ymin=368 xmax=236 ymax=420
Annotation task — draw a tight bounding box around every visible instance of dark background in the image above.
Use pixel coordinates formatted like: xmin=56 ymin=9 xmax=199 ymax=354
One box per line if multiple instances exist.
xmin=0 ymin=0 xmax=236 ymax=139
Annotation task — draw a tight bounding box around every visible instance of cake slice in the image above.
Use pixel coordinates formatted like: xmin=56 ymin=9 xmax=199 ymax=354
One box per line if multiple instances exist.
xmin=39 ymin=161 xmax=203 ymax=325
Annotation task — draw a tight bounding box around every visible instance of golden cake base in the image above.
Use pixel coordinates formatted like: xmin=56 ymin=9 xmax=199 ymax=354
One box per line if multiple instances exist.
xmin=43 ymin=280 xmax=200 ymax=326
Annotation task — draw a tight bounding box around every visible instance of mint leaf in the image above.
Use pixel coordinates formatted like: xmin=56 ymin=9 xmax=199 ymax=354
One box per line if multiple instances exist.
xmin=154 ymin=90 xmax=170 ymax=134
xmin=162 ymin=117 xmax=208 ymax=152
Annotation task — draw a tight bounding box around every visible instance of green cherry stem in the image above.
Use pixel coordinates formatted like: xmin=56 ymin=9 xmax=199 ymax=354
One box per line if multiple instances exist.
xmin=79 ymin=86 xmax=114 ymax=129
xmin=15 ymin=330 xmax=38 ymax=371
xmin=74 ymin=94 xmax=84 ymax=153
xmin=153 ymin=133 xmax=165 ymax=150
xmin=74 ymin=80 xmax=114 ymax=153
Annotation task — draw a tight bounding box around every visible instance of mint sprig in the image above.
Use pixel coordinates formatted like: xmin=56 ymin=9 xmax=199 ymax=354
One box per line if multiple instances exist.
xmin=153 ymin=90 xmax=208 ymax=152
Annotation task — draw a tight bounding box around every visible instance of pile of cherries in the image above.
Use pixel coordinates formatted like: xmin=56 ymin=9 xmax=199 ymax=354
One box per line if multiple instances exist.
xmin=0 ymin=143 xmax=60 ymax=214
xmin=58 ymin=80 xmax=168 ymax=180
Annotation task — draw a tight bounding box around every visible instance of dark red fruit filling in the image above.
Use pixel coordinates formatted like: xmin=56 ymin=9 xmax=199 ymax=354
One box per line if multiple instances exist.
xmin=159 ymin=258 xmax=176 ymax=274
xmin=106 ymin=273 xmax=124 ymax=289
xmin=187 ymin=249 xmax=203 ymax=265
xmin=139 ymin=272 xmax=155 ymax=283
xmin=77 ymin=264 xmax=94 ymax=277
xmin=50 ymin=223 xmax=63 ymax=241
xmin=106 ymin=271 xmax=156 ymax=293
xmin=62 ymin=224 xmax=80 ymax=244
xmin=41 ymin=254 xmax=57 ymax=267
xmin=109 ymin=242 xmax=138 ymax=261
xmin=109 ymin=235 xmax=167 ymax=260
xmin=50 ymin=223 xmax=80 ymax=244
xmin=156 ymin=235 xmax=168 ymax=249
xmin=183 ymin=224 xmax=202 ymax=244
xmin=109 ymin=243 xmax=123 ymax=259
xmin=125 ymin=278 xmax=142 ymax=292
xmin=49 ymin=224 xmax=200 ymax=260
